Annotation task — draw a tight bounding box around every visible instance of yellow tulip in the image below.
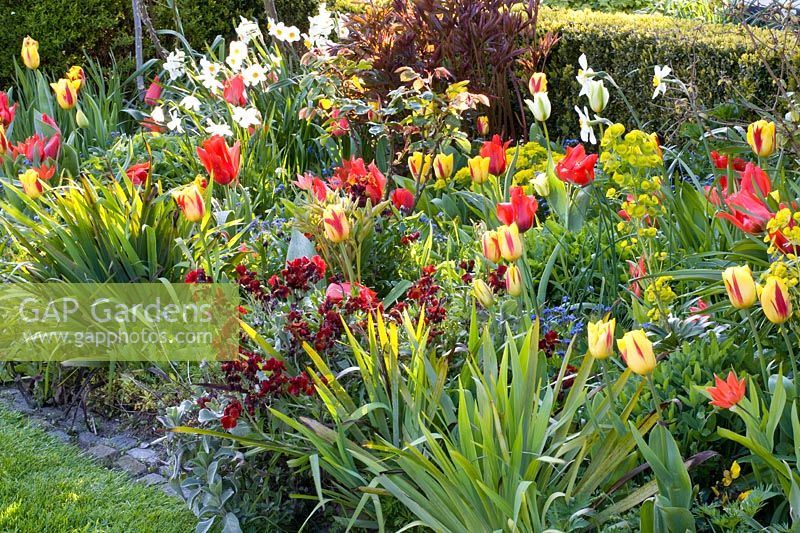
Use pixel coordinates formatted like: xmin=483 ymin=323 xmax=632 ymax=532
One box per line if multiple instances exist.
xmin=433 ymin=153 xmax=454 ymax=181
xmin=760 ymin=277 xmax=792 ymax=324
xmin=746 ymin=120 xmax=776 ymax=157
xmin=173 ymin=183 xmax=206 ymax=223
xmin=66 ymin=65 xmax=85 ymax=92
xmin=505 ymin=264 xmax=523 ymax=297
xmin=617 ymin=329 xmax=656 ymax=376
xmin=528 ymin=72 xmax=547 ymax=95
xmin=468 ymin=155 xmax=491 ymax=184
xmin=497 ymin=223 xmax=523 ymax=262
xmin=20 ymin=169 xmax=43 ymax=200
xmin=21 ymin=36 xmax=39 ymax=70
xmin=481 ymin=230 xmax=501 ymax=263
xmin=322 ymin=204 xmax=350 ymax=243
xmin=722 ymin=265 xmax=756 ymax=309
xmin=476 ymin=115 xmax=489 ymax=136
xmin=587 ymin=318 xmax=615 ymax=359
xmin=408 ymin=151 xmax=432 ymax=181
xmin=50 ymin=78 xmax=78 ymax=110
xmin=472 ymin=279 xmax=494 ymax=308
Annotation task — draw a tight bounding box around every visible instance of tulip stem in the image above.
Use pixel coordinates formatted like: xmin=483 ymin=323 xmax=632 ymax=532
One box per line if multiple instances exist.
xmin=647 ymin=375 xmax=663 ymax=421
xmin=779 ymin=327 xmax=799 ymax=397
xmin=339 ymin=243 xmax=357 ymax=286
xmin=600 ymin=359 xmax=617 ymax=410
xmin=744 ymin=311 xmax=769 ymax=388
xmin=198 ymin=222 xmax=214 ymax=278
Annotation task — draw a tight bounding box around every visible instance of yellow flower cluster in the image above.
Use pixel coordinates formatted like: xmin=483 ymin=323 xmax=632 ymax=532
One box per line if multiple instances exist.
xmin=645 ymin=275 xmax=677 ymax=320
xmin=765 ymin=208 xmax=800 ymax=257
xmin=506 ymin=142 xmax=562 ymax=186
xmin=600 ymin=124 xmax=662 ymax=177
xmin=760 ymin=258 xmax=800 ymax=289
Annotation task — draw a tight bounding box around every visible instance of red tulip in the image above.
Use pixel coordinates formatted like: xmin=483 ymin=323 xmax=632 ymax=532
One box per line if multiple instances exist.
xmin=330 ymin=109 xmax=349 ymax=137
xmin=391 ymin=188 xmax=415 ymax=211
xmin=125 ymin=162 xmax=150 ymax=186
xmin=710 ymin=151 xmax=746 ymax=172
xmin=325 ymin=282 xmax=378 ymax=306
xmin=717 ymin=190 xmax=772 ymax=235
xmin=556 ymin=144 xmax=598 ymax=186
xmin=707 ymin=371 xmax=746 ymax=409
xmin=479 ymin=135 xmax=510 ymax=176
xmin=197 ymin=135 xmax=241 ymax=185
xmin=144 ymin=76 xmax=161 ymax=106
xmin=223 ymin=75 xmax=247 ymax=106
xmin=497 ymin=186 xmax=538 ymax=232
xmin=34 ymin=164 xmax=56 ymax=181
xmin=329 ymin=158 xmax=387 ymax=205
xmin=0 ymin=91 xmax=17 ymax=128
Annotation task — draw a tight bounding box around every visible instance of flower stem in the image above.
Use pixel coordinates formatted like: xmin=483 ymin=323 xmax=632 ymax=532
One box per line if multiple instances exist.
xmin=780 ymin=327 xmax=799 ymax=397
xmin=744 ymin=311 xmax=769 ymax=387
xmin=198 ymin=222 xmax=214 ymax=278
xmin=647 ymin=375 xmax=663 ymax=421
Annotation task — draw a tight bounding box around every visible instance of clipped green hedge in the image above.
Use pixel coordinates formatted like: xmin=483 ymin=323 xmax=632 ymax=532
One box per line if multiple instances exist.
xmin=538 ymin=7 xmax=799 ymax=138
xmin=0 ymin=0 xmax=318 ymax=86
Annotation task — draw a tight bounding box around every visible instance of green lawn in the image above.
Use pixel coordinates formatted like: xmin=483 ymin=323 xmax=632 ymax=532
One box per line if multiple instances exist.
xmin=0 ymin=406 xmax=196 ymax=533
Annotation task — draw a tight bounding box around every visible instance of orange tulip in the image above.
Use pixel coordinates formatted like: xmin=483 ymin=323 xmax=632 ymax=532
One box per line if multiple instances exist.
xmin=707 ymin=371 xmax=746 ymax=410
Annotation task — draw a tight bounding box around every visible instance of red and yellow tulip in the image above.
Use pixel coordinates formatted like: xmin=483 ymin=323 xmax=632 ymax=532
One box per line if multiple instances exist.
xmin=722 ymin=265 xmax=757 ymax=309
xmin=587 ymin=318 xmax=615 ymax=359
xmin=760 ymin=277 xmax=792 ymax=324
xmin=21 ymin=36 xmax=39 ymax=70
xmin=20 ymin=169 xmax=43 ymax=200
xmin=497 ymin=223 xmax=523 ymax=262
xmin=322 ymin=204 xmax=351 ymax=243
xmin=746 ymin=119 xmax=776 ymax=158
xmin=50 ymin=78 xmax=78 ymax=110
xmin=617 ymin=329 xmax=656 ymax=376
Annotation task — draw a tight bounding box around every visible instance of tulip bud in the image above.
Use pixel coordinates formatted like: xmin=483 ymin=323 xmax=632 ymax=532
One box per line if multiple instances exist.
xmin=746 ymin=119 xmax=776 ymax=158
xmin=433 ymin=152 xmax=454 ymax=182
xmin=528 ymin=72 xmax=547 ymax=95
xmin=722 ymin=265 xmax=757 ymax=309
xmin=472 ymin=279 xmax=494 ymax=308
xmin=532 ymin=172 xmax=550 ymax=196
xmin=760 ymin=277 xmax=792 ymax=324
xmin=322 ymin=204 xmax=351 ymax=243
xmin=586 ymin=79 xmax=609 ymax=114
xmin=408 ymin=151 xmax=431 ymax=181
xmin=617 ymin=329 xmax=656 ymax=376
xmin=497 ymin=223 xmax=523 ymax=262
xmin=531 ymin=92 xmax=551 ymax=122
xmin=481 ymin=230 xmax=501 ymax=263
xmin=20 ymin=169 xmax=43 ymax=200
xmin=468 ymin=155 xmax=491 ymax=184
xmin=587 ymin=318 xmax=615 ymax=359
xmin=476 ymin=115 xmax=489 ymax=137
xmin=174 ymin=183 xmax=206 ymax=223
xmin=75 ymin=108 xmax=89 ymax=128
xmin=21 ymin=36 xmax=40 ymax=70
xmin=505 ymin=264 xmax=523 ymax=297
xmin=50 ymin=79 xmax=78 ymax=110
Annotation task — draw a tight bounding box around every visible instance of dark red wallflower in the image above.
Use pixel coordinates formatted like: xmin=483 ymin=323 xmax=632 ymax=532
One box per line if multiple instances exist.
xmin=220 ymin=399 xmax=243 ymax=429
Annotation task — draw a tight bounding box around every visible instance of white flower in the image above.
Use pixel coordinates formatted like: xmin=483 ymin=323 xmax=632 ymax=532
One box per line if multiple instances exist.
xmin=205 ymin=119 xmax=233 ymax=137
xmin=166 ymin=109 xmax=183 ymax=133
xmin=242 ymin=63 xmax=267 ymax=87
xmin=652 ymin=65 xmax=672 ymax=99
xmin=199 ymin=73 xmax=223 ymax=93
xmin=526 ymin=92 xmax=551 ymax=122
xmin=532 ymin=172 xmax=550 ymax=197
xmin=269 ymin=22 xmax=288 ymax=41
xmin=575 ymin=105 xmax=596 ymax=145
xmin=164 ymin=49 xmax=186 ymax=81
xmin=284 ymin=25 xmax=302 ymax=43
xmin=200 ymin=57 xmax=222 ymax=78
xmin=179 ymin=94 xmax=201 ymax=112
xmin=585 ymin=79 xmax=609 ymax=114
xmin=576 ymin=53 xmax=596 ymax=97
xmin=307 ymin=3 xmax=335 ymax=47
xmin=232 ymin=106 xmax=262 ymax=128
xmin=229 ymin=40 xmax=248 ymax=60
xmin=236 ymin=17 xmax=262 ymax=44
xmin=226 ymin=54 xmax=243 ymax=73
xmin=150 ymin=106 xmax=165 ymax=124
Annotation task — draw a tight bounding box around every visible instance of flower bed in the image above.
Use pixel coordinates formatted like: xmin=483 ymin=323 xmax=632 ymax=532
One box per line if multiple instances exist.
xmin=2 ymin=3 xmax=800 ymax=531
